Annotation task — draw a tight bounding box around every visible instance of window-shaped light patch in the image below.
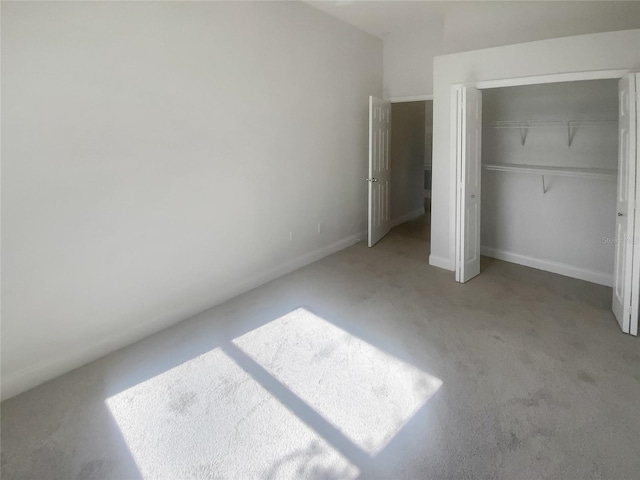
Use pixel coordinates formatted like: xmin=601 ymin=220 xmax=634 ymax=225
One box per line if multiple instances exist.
xmin=232 ymin=308 xmax=442 ymax=455
xmin=106 ymin=347 xmax=358 ymax=479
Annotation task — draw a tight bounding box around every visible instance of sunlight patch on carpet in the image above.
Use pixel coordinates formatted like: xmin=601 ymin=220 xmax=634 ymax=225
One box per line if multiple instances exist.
xmin=233 ymin=307 xmax=442 ymax=455
xmin=106 ymin=347 xmax=358 ymax=479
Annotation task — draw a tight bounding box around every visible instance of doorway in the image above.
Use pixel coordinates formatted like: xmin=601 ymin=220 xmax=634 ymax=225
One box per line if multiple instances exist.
xmin=367 ymin=97 xmax=433 ymax=247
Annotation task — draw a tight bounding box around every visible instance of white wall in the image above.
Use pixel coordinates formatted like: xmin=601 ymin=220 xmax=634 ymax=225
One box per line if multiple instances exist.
xmin=383 ymin=22 xmax=443 ymax=98
xmin=429 ymin=29 xmax=640 ymax=272
xmin=1 ymin=1 xmax=382 ymax=399
xmin=482 ymin=80 xmax=618 ymax=285
xmin=441 ymin=2 xmax=640 ymax=56
xmin=383 ymin=2 xmax=640 ymax=98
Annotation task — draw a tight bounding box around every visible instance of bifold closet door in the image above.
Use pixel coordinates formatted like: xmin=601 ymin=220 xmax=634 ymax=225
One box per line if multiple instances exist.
xmin=612 ymin=74 xmax=638 ymax=334
xmin=367 ymin=96 xmax=392 ymax=247
xmin=455 ymin=86 xmax=482 ymax=283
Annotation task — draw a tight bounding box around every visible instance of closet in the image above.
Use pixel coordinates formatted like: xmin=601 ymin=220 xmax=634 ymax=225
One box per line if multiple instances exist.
xmin=480 ymin=79 xmax=618 ymax=287
xmin=454 ymin=73 xmax=639 ymax=335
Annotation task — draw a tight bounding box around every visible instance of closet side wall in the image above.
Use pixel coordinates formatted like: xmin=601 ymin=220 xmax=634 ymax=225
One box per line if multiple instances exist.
xmin=481 ymin=80 xmax=618 ymax=284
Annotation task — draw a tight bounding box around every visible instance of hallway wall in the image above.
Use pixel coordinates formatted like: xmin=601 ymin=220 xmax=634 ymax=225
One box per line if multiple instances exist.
xmin=390 ymin=102 xmax=427 ymax=221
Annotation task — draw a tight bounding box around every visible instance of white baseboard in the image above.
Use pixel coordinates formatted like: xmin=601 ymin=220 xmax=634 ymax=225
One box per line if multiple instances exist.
xmin=481 ymin=246 xmax=613 ymax=287
xmin=1 ymin=231 xmax=366 ymax=401
xmin=390 ymin=207 xmax=425 ymax=228
xmin=429 ymin=254 xmax=454 ymax=271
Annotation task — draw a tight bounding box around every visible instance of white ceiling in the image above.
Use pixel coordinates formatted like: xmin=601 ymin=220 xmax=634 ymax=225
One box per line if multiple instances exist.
xmin=306 ymin=1 xmax=451 ymax=37
xmin=306 ymin=1 xmax=640 ymax=44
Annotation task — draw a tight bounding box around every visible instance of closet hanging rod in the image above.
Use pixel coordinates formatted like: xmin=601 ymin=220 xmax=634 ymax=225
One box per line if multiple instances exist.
xmin=487 ymin=119 xmax=617 ymax=129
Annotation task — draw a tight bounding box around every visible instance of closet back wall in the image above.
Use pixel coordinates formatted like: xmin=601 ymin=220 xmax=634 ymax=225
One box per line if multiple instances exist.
xmin=481 ymin=80 xmax=618 ymax=285
xmin=1 ymin=1 xmax=382 ymax=399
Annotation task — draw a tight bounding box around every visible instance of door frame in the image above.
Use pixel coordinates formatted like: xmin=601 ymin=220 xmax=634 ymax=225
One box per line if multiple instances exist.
xmin=452 ymin=68 xmax=640 ymax=334
xmin=389 ymin=94 xmax=433 ymax=104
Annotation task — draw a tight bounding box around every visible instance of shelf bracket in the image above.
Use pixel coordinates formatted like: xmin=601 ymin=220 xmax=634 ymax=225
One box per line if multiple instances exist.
xmin=541 ymin=174 xmax=547 ymax=194
xmin=567 ymin=122 xmax=577 ymax=148
xmin=519 ymin=126 xmax=528 ymax=146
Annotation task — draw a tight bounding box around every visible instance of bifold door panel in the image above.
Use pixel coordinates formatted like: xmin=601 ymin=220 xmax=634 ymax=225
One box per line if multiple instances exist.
xmin=455 ymin=87 xmax=483 ymax=283
xmin=613 ymin=74 xmax=638 ymax=334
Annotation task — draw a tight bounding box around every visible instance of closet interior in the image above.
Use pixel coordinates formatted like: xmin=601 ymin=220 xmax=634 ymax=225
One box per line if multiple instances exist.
xmin=480 ymin=79 xmax=619 ymax=286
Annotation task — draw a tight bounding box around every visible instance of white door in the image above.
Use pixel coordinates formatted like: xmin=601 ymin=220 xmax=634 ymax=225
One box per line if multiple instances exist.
xmin=613 ymin=74 xmax=638 ymax=334
xmin=633 ymin=73 xmax=640 ymax=336
xmin=455 ymin=86 xmax=483 ymax=283
xmin=368 ymin=96 xmax=391 ymax=247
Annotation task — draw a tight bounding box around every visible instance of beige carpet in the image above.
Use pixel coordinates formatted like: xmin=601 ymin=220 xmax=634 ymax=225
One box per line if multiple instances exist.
xmin=2 ymin=216 xmax=640 ymax=479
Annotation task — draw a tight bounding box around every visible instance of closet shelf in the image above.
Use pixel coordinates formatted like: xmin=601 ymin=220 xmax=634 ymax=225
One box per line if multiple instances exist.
xmin=487 ymin=119 xmax=617 ymax=147
xmin=486 ymin=120 xmax=617 ymax=129
xmin=483 ymin=163 xmax=617 ymax=180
